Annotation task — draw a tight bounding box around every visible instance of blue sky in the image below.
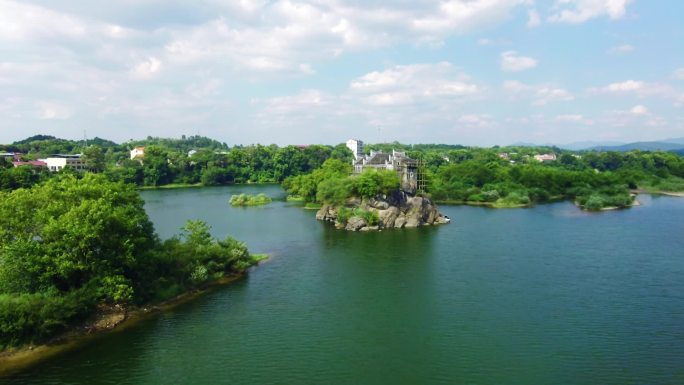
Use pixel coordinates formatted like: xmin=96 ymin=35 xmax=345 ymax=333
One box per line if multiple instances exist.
xmin=0 ymin=0 xmax=682 ymax=146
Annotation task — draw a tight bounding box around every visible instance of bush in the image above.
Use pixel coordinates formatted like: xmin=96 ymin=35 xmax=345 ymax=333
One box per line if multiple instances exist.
xmin=357 ymin=209 xmax=379 ymax=226
xmin=190 ymin=265 xmax=209 ymax=285
xmin=337 ymin=207 xmax=352 ymax=225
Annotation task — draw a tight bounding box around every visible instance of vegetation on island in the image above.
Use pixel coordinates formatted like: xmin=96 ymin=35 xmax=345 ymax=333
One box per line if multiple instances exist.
xmin=229 ymin=193 xmax=272 ymax=206
xmin=283 ymin=159 xmax=400 ymax=204
xmin=0 ymin=174 xmax=262 ymax=349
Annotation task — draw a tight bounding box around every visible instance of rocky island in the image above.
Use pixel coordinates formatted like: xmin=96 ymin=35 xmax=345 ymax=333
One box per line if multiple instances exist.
xmin=316 ymin=190 xmax=450 ymax=231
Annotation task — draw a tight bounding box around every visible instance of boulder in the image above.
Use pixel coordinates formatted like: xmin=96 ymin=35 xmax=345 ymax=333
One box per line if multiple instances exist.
xmin=405 ymin=209 xmax=422 ymax=228
xmin=407 ymin=196 xmax=424 ymax=209
xmin=359 ymin=226 xmax=379 ymax=232
xmin=377 ymin=206 xmax=399 ymax=227
xmin=437 ymin=214 xmax=451 ymax=224
xmin=394 ymin=213 xmax=407 ymax=228
xmin=316 ymin=191 xmax=450 ymax=231
xmin=345 ymin=216 xmax=367 ymax=231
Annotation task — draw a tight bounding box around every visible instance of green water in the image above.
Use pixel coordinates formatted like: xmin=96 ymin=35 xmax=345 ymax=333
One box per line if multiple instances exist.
xmin=4 ymin=185 xmax=684 ymax=384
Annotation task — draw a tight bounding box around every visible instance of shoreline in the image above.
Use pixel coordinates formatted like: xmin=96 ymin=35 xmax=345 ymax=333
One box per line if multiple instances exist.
xmin=138 ymin=182 xmax=280 ymax=191
xmin=436 ymin=191 xmax=684 ymax=210
xmin=0 ymin=273 xmax=246 ymax=377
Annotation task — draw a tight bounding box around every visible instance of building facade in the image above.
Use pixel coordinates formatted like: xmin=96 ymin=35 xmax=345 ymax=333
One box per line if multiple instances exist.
xmin=42 ymin=154 xmax=86 ymax=172
xmin=346 ymin=139 xmax=364 ymax=160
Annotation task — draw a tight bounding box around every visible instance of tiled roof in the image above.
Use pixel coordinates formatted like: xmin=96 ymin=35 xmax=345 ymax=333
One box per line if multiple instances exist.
xmin=365 ymin=153 xmax=391 ymax=165
xmin=13 ymin=160 xmax=47 ymax=167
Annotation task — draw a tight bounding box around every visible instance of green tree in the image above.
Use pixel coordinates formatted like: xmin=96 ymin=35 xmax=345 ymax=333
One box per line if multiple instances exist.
xmin=83 ymin=145 xmax=105 ymax=172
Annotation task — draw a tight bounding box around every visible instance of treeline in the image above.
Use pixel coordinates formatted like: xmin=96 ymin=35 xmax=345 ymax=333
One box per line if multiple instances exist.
xmin=422 ymin=148 xmax=684 ymax=209
xmin=0 ymin=135 xmax=353 ymax=190
xmin=107 ymin=143 xmax=351 ymax=187
xmin=3 ymin=136 xmax=684 ymax=210
xmin=0 ymin=174 xmax=262 ymax=348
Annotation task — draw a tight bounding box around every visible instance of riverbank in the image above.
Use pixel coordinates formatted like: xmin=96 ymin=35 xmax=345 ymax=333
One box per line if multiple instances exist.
xmin=0 ymin=256 xmax=266 ymax=377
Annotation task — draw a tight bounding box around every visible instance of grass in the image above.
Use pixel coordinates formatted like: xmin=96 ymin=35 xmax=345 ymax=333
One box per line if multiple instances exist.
xmin=304 ymin=203 xmax=322 ymax=210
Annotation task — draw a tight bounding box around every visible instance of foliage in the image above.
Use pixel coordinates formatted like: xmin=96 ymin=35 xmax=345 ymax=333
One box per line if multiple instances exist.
xmin=337 ymin=207 xmax=352 ymax=225
xmin=0 ymin=176 xmax=260 ymax=348
xmin=352 ymin=169 xmax=400 ymax=198
xmin=229 ymin=193 xmax=272 ymax=206
xmin=355 ymin=208 xmax=379 ymax=226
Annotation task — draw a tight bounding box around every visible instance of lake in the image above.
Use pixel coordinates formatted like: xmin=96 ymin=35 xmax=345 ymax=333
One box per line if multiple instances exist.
xmin=3 ymin=185 xmax=684 ymax=384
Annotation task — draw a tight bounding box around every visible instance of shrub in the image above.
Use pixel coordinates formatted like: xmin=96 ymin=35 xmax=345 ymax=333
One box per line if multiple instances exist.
xmin=584 ymin=195 xmax=605 ymax=211
xmin=337 ymin=207 xmax=352 ymax=225
xmin=229 ymin=193 xmax=272 ymax=206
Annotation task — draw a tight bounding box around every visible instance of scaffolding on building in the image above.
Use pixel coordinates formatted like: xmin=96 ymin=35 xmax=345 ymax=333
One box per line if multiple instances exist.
xmin=393 ymin=158 xmax=426 ymax=194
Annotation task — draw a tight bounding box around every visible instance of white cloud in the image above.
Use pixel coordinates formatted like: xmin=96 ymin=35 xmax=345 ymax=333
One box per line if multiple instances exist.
xmin=555 ymin=114 xmax=584 ymax=122
xmin=503 ymin=80 xmax=574 ymax=105
xmin=0 ymin=1 xmax=87 ymax=42
xmin=594 ymin=80 xmax=644 ymax=92
xmin=590 ymin=80 xmax=681 ymax=103
xmin=608 ymin=44 xmax=634 ymax=55
xmin=131 ymin=57 xmax=162 ymax=79
xmin=534 ymin=87 xmax=575 ymax=105
xmin=673 ymin=68 xmax=684 ymax=80
xmin=38 ymin=101 xmax=71 ymax=120
xmin=256 ymin=89 xmax=332 ymax=115
xmin=527 ymin=9 xmax=541 ymax=27
xmin=500 ymin=51 xmax=538 ymax=72
xmin=350 ymin=62 xmax=481 ymax=106
xmin=549 ymin=0 xmax=632 ymax=24
xmin=630 ymin=105 xmax=649 ymax=115
xmin=458 ymin=114 xmax=497 ymax=128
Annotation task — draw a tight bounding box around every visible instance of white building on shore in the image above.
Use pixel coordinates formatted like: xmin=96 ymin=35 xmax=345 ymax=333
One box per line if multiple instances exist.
xmin=42 ymin=154 xmax=86 ymax=172
xmin=346 ymin=139 xmax=364 ymax=160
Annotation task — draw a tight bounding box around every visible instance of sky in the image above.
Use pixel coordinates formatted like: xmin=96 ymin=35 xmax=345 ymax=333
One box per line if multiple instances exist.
xmin=0 ymin=0 xmax=683 ymax=146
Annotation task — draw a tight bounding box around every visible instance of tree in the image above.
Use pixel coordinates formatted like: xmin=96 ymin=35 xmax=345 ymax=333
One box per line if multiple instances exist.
xmin=83 ymin=145 xmax=105 ymax=172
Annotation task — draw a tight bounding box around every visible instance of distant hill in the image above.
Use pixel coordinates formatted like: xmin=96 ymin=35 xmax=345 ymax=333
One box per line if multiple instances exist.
xmin=512 ymin=138 xmax=684 ymax=153
xmin=561 ymin=141 xmax=624 ymax=151
xmin=661 ymin=137 xmax=684 ymax=145
xmin=590 ymin=142 xmax=684 ymax=152
xmin=13 ymin=135 xmax=58 ymax=144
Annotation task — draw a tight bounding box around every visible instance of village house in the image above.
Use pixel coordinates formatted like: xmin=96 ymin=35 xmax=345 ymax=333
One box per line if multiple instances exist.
xmin=130 ymin=146 xmax=145 ymax=160
xmin=534 ymin=153 xmax=557 ymax=162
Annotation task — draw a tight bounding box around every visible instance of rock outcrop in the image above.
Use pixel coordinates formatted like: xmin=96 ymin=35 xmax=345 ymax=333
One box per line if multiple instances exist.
xmin=316 ymin=190 xmax=450 ymax=231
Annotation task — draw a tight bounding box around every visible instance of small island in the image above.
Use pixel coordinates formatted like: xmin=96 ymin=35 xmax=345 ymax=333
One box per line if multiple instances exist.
xmin=317 ymin=191 xmax=450 ymax=231
xmin=285 ymin=140 xmax=450 ymax=231
xmin=230 ymin=193 xmax=272 ymax=206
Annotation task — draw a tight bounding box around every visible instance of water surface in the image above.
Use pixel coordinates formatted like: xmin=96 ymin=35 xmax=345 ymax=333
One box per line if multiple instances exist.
xmin=4 ymin=186 xmax=684 ymax=384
